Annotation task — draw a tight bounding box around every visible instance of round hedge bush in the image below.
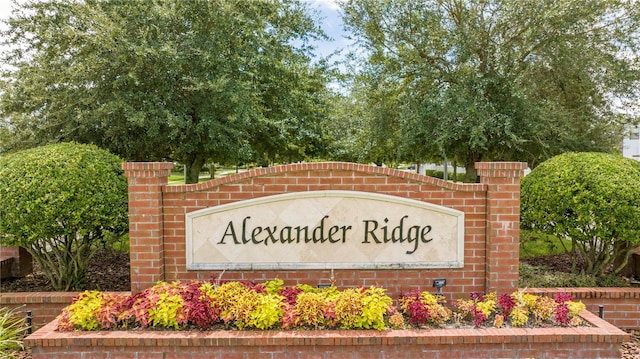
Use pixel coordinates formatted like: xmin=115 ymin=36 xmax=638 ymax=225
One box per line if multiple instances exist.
xmin=521 ymin=152 xmax=640 ymax=276
xmin=0 ymin=142 xmax=128 ymax=290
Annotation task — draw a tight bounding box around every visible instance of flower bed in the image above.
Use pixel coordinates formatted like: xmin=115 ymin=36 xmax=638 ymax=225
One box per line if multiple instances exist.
xmin=55 ymin=279 xmax=588 ymax=332
xmin=24 ymin=280 xmax=630 ymax=358
xmin=26 ymin=311 xmax=628 ymax=359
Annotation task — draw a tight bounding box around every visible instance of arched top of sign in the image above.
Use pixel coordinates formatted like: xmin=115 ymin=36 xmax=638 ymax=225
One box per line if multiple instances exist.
xmin=186 ymin=190 xmax=464 ymax=270
xmin=165 ymin=162 xmax=486 ymax=194
xmin=188 ymin=190 xmax=464 ymax=218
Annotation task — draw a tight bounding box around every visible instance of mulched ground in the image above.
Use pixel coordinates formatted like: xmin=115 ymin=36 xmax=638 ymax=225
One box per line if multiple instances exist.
xmin=2 ymin=251 xmax=638 ymax=358
xmin=0 ymin=252 xmax=580 ymax=293
xmin=0 ymin=249 xmax=130 ymax=292
xmin=522 ymin=253 xmax=575 ymax=272
xmin=622 ymin=331 xmax=640 ymax=359
xmin=0 ymin=250 xmax=617 ymax=293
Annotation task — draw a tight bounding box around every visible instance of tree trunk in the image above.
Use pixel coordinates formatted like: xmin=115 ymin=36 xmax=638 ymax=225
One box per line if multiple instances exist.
xmin=28 ymin=235 xmax=95 ymax=291
xmin=453 ymin=161 xmax=457 ymax=182
xmin=463 ymin=152 xmax=482 ymax=183
xmin=613 ymin=241 xmax=636 ymax=276
xmin=185 ymin=154 xmax=206 ymax=184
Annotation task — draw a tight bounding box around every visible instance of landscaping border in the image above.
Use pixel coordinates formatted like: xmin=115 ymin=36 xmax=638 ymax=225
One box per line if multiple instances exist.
xmin=4 ymin=161 xmax=639 ymax=357
xmin=23 ymin=310 xmax=628 ymax=359
xmin=2 ymin=288 xmax=640 ymax=332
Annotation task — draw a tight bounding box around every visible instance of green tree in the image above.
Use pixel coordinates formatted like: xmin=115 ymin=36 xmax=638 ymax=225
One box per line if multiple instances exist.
xmin=0 ymin=143 xmax=128 ymax=291
xmin=323 ymin=80 xmax=400 ymax=165
xmin=355 ymin=72 xmax=404 ymax=166
xmin=340 ymin=0 xmax=640 ymax=181
xmin=0 ymin=0 xmax=329 ymax=183
xmin=323 ymin=91 xmax=368 ymax=162
xmin=521 ymin=152 xmax=640 ymax=276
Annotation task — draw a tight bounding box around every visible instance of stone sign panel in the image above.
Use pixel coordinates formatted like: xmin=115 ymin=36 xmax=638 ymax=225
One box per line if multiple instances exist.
xmin=186 ymin=190 xmax=464 ymax=270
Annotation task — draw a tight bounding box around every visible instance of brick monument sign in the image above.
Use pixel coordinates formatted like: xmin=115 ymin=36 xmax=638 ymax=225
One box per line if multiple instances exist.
xmin=122 ymin=161 xmax=527 ymax=300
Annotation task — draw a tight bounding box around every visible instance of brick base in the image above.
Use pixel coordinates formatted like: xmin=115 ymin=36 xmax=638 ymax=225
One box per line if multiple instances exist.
xmin=25 ymin=311 xmax=628 ymax=359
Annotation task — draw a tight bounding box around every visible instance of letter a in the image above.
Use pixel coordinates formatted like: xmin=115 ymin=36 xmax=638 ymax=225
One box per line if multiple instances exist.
xmin=218 ymin=221 xmax=240 ymax=244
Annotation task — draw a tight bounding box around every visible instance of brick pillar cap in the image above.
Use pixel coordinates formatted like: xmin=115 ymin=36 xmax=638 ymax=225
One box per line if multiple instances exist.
xmin=474 ymin=162 xmax=528 ymax=170
xmin=122 ymin=162 xmax=174 ymax=171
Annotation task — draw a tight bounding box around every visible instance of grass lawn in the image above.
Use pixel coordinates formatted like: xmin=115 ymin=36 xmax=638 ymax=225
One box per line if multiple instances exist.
xmin=518 ymin=229 xmax=629 ymax=287
xmin=168 ymin=167 xmax=247 ymax=184
xmin=519 ymin=229 xmax=571 ymax=259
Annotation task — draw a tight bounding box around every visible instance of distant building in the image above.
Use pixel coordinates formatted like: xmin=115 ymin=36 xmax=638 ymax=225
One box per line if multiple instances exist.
xmin=623 ymin=125 xmax=640 ymax=161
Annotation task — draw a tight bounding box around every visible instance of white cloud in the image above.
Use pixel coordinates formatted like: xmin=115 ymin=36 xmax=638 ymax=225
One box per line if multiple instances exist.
xmin=308 ymin=0 xmax=340 ymax=11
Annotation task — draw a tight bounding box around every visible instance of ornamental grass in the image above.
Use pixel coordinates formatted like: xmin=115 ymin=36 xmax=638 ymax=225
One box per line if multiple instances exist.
xmin=0 ymin=306 xmax=29 ymax=358
xmin=56 ymin=279 xmax=586 ymax=332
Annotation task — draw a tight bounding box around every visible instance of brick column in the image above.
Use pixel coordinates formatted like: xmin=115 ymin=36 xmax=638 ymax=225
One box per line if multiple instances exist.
xmin=122 ymin=162 xmax=174 ymax=292
xmin=0 ymin=246 xmax=19 ymax=279
xmin=0 ymin=246 xmax=32 ymax=279
xmin=475 ymin=162 xmax=528 ymax=294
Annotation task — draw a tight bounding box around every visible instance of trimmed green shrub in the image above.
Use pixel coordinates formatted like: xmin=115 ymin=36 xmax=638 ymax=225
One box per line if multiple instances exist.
xmin=521 ymin=152 xmax=640 ymax=276
xmin=519 ymin=229 xmax=572 ymax=259
xmin=0 ymin=143 xmax=128 ymax=290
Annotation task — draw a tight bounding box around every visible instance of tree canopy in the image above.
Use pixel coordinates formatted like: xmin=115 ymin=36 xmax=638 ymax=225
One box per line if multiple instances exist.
xmin=1 ymin=0 xmax=330 ymax=183
xmin=340 ymin=0 xmax=640 ymax=180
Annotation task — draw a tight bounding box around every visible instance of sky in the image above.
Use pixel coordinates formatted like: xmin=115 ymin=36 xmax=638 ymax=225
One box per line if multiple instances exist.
xmin=308 ymin=0 xmax=352 ymax=60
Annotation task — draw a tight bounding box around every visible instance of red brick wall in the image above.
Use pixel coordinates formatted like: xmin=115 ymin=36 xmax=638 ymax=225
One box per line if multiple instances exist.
xmin=0 ymin=246 xmax=32 ymax=278
xmin=122 ymin=161 xmax=527 ymax=300
xmin=0 ymin=292 xmax=79 ymax=331
xmin=121 ymin=162 xmax=173 ymax=292
xmin=476 ymin=162 xmax=523 ymax=295
xmin=0 ymin=246 xmax=20 ymax=259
